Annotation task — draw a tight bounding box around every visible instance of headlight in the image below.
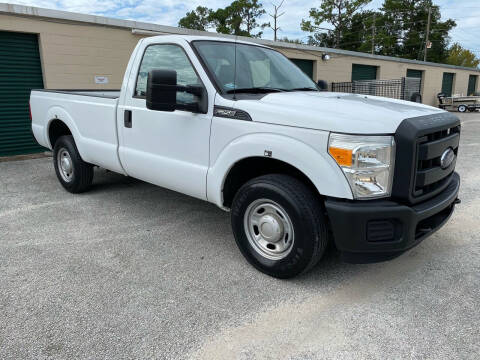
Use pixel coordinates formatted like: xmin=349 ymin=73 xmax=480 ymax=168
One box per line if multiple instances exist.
xmin=328 ymin=133 xmax=395 ymax=199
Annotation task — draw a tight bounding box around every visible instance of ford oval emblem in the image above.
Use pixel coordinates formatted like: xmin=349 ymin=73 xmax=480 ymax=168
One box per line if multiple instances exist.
xmin=440 ymin=147 xmax=455 ymax=170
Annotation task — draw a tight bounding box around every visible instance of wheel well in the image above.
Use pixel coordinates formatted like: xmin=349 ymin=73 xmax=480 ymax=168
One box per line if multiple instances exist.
xmin=48 ymin=119 xmax=72 ymax=148
xmin=222 ymin=157 xmax=320 ymax=208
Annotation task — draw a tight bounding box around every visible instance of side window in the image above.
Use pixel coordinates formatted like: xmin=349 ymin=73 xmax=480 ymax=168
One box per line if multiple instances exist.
xmin=135 ymin=44 xmax=201 ymax=104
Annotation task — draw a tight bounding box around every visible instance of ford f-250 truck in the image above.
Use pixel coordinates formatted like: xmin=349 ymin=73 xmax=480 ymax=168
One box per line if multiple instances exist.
xmin=30 ymin=35 xmax=461 ymax=278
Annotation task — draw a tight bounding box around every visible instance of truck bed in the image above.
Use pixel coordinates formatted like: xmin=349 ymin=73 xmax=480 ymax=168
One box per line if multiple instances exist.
xmin=36 ymin=89 xmax=120 ymax=99
xmin=30 ymin=89 xmax=124 ymax=174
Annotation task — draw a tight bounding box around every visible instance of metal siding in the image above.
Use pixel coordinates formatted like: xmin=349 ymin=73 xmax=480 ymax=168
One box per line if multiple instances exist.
xmin=441 ymin=72 xmax=454 ymax=97
xmin=351 ymin=64 xmax=377 ymax=81
xmin=0 ymin=31 xmax=45 ymax=156
xmin=290 ymin=59 xmax=314 ymax=79
xmin=468 ymin=75 xmax=477 ymax=95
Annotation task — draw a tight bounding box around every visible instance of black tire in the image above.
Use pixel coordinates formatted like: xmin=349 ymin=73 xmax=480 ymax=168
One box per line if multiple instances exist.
xmin=231 ymin=174 xmax=329 ymax=278
xmin=53 ymin=135 xmax=93 ymax=193
xmin=458 ymin=105 xmax=467 ymax=113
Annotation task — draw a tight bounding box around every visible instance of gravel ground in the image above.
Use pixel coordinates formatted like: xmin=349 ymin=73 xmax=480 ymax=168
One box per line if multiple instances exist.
xmin=0 ymin=113 xmax=479 ymax=359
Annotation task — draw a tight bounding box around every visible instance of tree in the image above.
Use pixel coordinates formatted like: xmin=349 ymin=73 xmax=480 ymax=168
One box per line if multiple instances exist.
xmin=447 ymin=43 xmax=480 ymax=68
xmin=178 ymin=6 xmax=212 ymax=31
xmin=268 ymin=0 xmax=285 ymax=41
xmin=239 ymin=0 xmax=268 ymax=36
xmin=179 ymin=0 xmax=268 ymax=38
xmin=301 ymin=0 xmax=372 ymax=48
xmin=376 ymin=0 xmax=456 ymax=63
xmin=279 ymin=36 xmax=304 ymax=44
xmin=216 ymin=0 xmax=268 ymax=37
xmin=336 ymin=10 xmax=379 ymax=52
xmin=302 ymin=0 xmax=457 ymax=64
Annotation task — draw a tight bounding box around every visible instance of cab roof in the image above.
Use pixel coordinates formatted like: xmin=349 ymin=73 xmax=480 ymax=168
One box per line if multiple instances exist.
xmin=143 ymin=34 xmax=270 ymax=48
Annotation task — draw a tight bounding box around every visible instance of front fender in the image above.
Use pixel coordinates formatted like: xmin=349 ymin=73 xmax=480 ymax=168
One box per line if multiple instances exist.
xmin=207 ymin=133 xmax=353 ymax=207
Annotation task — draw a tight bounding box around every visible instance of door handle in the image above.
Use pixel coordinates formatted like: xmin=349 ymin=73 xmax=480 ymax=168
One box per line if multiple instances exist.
xmin=124 ymin=110 xmax=132 ymax=128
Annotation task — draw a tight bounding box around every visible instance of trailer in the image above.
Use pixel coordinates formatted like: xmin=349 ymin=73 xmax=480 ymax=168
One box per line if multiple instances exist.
xmin=437 ymin=93 xmax=480 ymax=112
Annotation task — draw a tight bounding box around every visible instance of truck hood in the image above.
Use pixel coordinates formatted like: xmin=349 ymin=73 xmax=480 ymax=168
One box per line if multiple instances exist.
xmin=233 ymin=91 xmax=445 ymax=134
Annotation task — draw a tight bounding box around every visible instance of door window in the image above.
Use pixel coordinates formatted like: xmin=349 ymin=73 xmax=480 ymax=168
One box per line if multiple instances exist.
xmin=135 ymin=44 xmax=201 ymax=105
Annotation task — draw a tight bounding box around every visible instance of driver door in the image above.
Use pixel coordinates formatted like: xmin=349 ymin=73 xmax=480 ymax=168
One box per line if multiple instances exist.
xmin=118 ymin=43 xmax=212 ymax=200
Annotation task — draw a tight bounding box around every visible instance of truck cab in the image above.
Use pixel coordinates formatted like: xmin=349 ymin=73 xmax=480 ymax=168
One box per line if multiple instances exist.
xmin=30 ymin=35 xmax=461 ymax=278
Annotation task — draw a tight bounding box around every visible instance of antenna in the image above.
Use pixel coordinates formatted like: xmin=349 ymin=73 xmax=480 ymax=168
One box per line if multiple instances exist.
xmin=233 ymin=35 xmax=238 ymax=101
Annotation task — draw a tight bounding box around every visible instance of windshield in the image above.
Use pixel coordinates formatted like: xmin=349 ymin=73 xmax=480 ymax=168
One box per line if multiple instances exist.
xmin=192 ymin=41 xmax=318 ymax=94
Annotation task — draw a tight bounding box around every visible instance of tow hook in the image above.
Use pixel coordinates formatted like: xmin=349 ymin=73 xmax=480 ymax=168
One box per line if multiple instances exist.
xmin=454 ymin=198 xmax=461 ymax=205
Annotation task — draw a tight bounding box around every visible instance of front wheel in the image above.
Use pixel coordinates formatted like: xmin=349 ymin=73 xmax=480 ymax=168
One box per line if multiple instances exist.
xmin=53 ymin=135 xmax=93 ymax=193
xmin=458 ymin=105 xmax=467 ymax=113
xmin=231 ymin=174 xmax=329 ymax=278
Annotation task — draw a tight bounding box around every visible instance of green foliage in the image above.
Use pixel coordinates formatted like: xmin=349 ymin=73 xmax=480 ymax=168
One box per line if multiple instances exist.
xmin=376 ymin=0 xmax=455 ymax=63
xmin=178 ymin=6 xmax=212 ymax=31
xmin=447 ymin=43 xmax=480 ymax=68
xmin=301 ymin=0 xmax=458 ymax=64
xmin=301 ymin=0 xmax=371 ymax=48
xmin=178 ymin=0 xmax=268 ymax=37
xmin=279 ymin=37 xmax=304 ymax=44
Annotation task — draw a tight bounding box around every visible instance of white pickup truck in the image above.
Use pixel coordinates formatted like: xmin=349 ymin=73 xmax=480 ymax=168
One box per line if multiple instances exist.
xmin=30 ymin=35 xmax=461 ymax=278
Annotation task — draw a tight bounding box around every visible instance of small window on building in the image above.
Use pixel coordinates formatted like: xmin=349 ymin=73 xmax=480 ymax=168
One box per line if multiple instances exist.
xmin=468 ymin=75 xmax=478 ymax=96
xmin=351 ymin=64 xmax=378 ymax=81
xmin=441 ymin=72 xmax=455 ymax=97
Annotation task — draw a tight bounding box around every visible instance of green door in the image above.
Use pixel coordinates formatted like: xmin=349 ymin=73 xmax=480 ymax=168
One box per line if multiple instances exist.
xmin=0 ymin=31 xmax=45 ymax=157
xmin=441 ymin=72 xmax=454 ymax=97
xmin=468 ymin=75 xmax=477 ymax=95
xmin=351 ymin=64 xmax=377 ymax=81
xmin=290 ymin=59 xmax=314 ymax=79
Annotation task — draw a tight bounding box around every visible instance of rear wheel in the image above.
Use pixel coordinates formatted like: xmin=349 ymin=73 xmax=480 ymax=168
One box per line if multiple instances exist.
xmin=231 ymin=174 xmax=328 ymax=278
xmin=53 ymin=135 xmax=93 ymax=193
xmin=458 ymin=104 xmax=467 ymax=113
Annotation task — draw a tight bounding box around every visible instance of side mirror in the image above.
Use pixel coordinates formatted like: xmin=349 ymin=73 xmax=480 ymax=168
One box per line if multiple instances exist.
xmin=317 ymin=80 xmax=328 ymax=91
xmin=146 ymin=69 xmax=208 ymax=114
xmin=146 ymin=69 xmax=177 ymax=112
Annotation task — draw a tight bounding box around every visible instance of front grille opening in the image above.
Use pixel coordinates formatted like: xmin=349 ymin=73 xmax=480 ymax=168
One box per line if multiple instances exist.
xmin=415 ymin=205 xmax=454 ymax=239
xmin=413 ymin=125 xmax=460 ymax=198
xmin=415 ymin=174 xmax=453 ymax=196
xmin=422 ymin=125 xmax=460 ymax=143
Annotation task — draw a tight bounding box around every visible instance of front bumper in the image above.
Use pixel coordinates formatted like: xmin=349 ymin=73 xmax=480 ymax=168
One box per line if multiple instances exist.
xmin=325 ymin=172 xmax=460 ymax=263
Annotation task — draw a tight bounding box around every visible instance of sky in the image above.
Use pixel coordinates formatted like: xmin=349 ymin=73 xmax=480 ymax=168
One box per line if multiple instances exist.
xmin=6 ymin=0 xmax=480 ymax=55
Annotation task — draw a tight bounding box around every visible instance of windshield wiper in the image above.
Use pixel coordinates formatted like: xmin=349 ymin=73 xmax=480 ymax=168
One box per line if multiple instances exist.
xmin=288 ymin=87 xmax=319 ymax=92
xmin=226 ymin=87 xmax=287 ymax=94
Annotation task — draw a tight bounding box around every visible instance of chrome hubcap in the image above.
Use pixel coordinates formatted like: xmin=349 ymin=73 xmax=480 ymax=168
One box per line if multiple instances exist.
xmin=57 ymin=148 xmax=73 ymax=182
xmin=244 ymin=199 xmax=294 ymax=260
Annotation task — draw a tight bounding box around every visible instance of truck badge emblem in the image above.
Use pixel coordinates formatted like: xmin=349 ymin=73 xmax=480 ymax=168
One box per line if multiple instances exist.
xmin=440 ymin=147 xmax=455 ymax=169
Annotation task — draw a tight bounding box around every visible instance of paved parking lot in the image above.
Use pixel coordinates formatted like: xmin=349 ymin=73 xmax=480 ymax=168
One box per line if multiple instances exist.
xmin=1 ymin=113 xmax=479 ymax=359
